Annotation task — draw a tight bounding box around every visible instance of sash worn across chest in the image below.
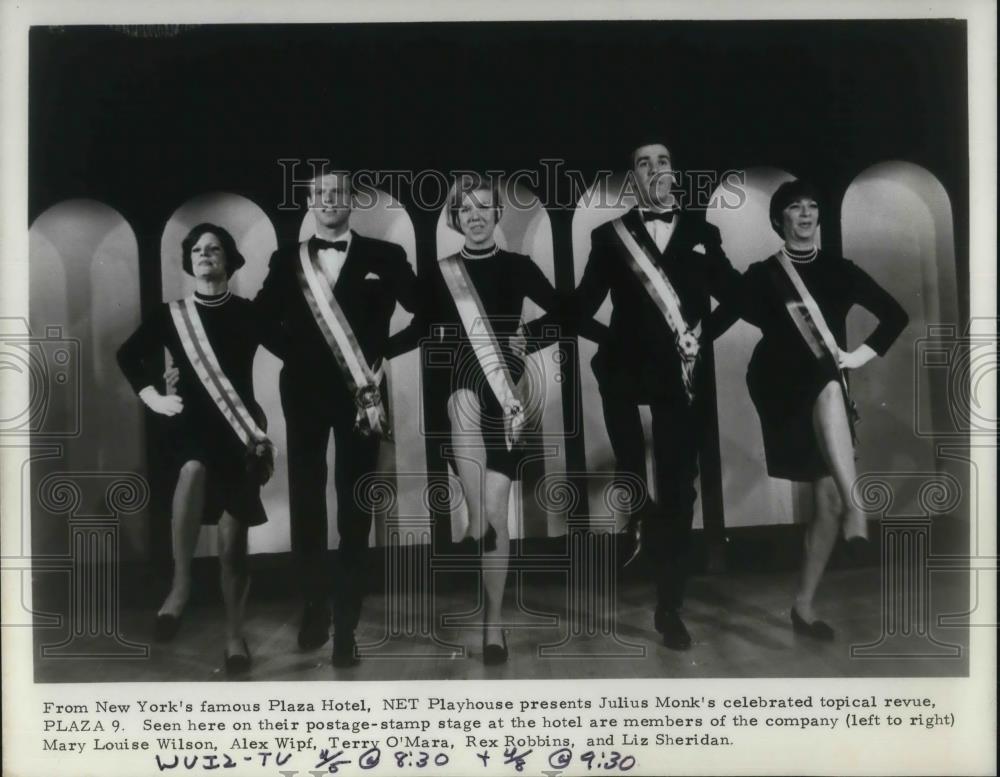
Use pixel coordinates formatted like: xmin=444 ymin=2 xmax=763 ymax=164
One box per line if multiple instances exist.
xmin=295 ymin=241 xmax=388 ymax=439
xmin=767 ymin=250 xmax=860 ymax=437
xmin=169 ymin=297 xmax=275 ymax=481
xmin=438 ymin=253 xmax=525 ymax=450
xmin=612 ymin=217 xmax=701 ymax=403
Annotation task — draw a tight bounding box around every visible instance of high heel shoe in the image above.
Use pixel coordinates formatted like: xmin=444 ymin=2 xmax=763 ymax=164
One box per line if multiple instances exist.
xmin=154 ymin=612 xmax=183 ymax=643
xmin=790 ymin=608 xmax=835 ymax=642
xmin=224 ymin=638 xmax=252 ymax=676
xmin=482 ymin=627 xmax=508 ymax=665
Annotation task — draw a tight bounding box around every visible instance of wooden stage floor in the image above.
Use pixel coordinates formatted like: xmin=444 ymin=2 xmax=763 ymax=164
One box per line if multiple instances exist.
xmin=33 ymin=564 xmax=970 ymax=682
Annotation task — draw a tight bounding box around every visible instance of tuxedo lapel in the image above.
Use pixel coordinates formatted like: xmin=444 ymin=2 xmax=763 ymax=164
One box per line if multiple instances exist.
xmin=622 ymin=208 xmax=662 ymax=261
xmin=333 ymin=230 xmax=364 ymax=296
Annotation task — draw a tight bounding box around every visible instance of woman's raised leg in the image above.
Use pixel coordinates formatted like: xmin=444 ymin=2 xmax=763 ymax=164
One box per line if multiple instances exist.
xmin=812 ymin=380 xmax=867 ymax=541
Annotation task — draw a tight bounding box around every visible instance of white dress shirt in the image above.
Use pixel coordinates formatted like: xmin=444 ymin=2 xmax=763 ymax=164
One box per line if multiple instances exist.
xmin=315 ymin=230 xmax=352 ymax=285
xmin=640 ymin=211 xmax=677 ymax=253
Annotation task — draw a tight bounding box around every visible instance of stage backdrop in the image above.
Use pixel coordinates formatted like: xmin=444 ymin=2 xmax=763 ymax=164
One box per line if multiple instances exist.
xmin=435 ymin=180 xmax=567 ymax=540
xmin=841 ymin=161 xmax=961 ymax=517
xmin=28 ymin=200 xmax=146 ymax=556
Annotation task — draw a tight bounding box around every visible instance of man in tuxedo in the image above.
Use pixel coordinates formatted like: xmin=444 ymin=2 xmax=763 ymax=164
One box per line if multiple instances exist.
xmin=571 ymin=142 xmax=742 ymax=650
xmin=255 ymin=169 xmax=419 ymax=667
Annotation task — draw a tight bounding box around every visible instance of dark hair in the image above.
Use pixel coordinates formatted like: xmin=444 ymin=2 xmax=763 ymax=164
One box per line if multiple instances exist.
xmin=181 ymin=223 xmax=245 ymax=277
xmin=769 ymin=179 xmax=824 ymax=237
xmin=446 ymin=173 xmax=503 ymax=233
xmin=630 ymin=140 xmax=673 ymax=170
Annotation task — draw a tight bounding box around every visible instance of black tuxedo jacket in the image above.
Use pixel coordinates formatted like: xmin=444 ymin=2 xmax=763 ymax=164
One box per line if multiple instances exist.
xmin=571 ymin=207 xmax=742 ymax=403
xmin=254 ymin=230 xmax=419 ymax=401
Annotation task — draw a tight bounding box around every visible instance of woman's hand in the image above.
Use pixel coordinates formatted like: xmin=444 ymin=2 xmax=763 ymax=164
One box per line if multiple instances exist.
xmin=509 ymin=324 xmax=528 ymax=360
xmin=837 ymin=344 xmax=877 ymax=371
xmin=139 ymin=386 xmax=184 ymax=416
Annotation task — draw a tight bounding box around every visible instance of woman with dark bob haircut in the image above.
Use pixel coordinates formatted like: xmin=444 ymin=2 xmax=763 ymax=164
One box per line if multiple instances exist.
xmin=720 ymin=179 xmax=908 ymax=641
xmin=118 ymin=222 xmax=285 ymax=675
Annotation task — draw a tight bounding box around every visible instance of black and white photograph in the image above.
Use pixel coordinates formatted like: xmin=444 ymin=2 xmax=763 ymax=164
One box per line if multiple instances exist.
xmin=1 ymin=2 xmax=995 ymax=776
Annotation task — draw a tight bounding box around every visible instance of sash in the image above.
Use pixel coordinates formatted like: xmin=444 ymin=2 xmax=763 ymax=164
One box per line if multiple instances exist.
xmin=439 ymin=253 xmax=525 ymax=450
xmin=296 ymin=241 xmax=388 ymax=439
xmin=169 ymin=296 xmax=271 ymax=451
xmin=612 ymin=217 xmax=701 ymax=403
xmin=769 ymin=250 xmax=860 ymax=436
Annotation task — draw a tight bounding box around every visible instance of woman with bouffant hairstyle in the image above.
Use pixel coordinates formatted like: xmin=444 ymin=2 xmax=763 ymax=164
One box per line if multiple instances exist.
xmin=118 ymin=223 xmax=286 ymax=675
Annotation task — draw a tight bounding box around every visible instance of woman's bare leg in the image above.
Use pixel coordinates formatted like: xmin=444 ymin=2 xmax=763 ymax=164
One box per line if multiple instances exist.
xmin=448 ymin=389 xmax=485 ymax=541
xmin=794 ymin=476 xmax=841 ymax=622
xmin=482 ymin=469 xmax=512 ymax=647
xmin=218 ymin=512 xmax=250 ymax=658
xmin=812 ymin=380 xmax=867 ymax=540
xmin=159 ymin=460 xmax=206 ymax=617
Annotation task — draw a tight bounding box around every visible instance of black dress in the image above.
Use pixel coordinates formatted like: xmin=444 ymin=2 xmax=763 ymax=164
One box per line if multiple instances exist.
xmin=419 ymin=247 xmax=568 ymax=479
xmin=117 ymin=292 xmax=284 ymax=526
xmin=739 ymin=250 xmax=908 ymax=481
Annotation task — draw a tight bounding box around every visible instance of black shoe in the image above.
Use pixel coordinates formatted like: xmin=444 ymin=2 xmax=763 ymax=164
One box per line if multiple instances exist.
xmin=620 ymin=515 xmax=643 ymax=567
xmin=154 ymin=613 xmax=183 ymax=643
xmin=483 ymin=628 xmax=508 ymax=665
xmin=453 ymin=536 xmax=478 ymax=555
xmin=297 ymin=601 xmax=331 ymax=651
xmin=331 ymin=634 xmax=359 ymax=668
xmin=655 ymin=608 xmax=692 ymax=651
xmin=224 ymin=638 xmax=252 ymax=677
xmin=791 ymin=608 xmax=835 ymax=641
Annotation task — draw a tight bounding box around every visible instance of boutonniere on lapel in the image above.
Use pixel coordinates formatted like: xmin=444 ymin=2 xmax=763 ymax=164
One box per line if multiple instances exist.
xmin=692 ymin=243 xmax=707 ymax=255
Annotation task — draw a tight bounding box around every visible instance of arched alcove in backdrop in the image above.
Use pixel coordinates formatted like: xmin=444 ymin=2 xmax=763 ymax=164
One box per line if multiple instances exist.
xmin=29 ymin=199 xmax=145 ymax=554
xmin=841 ymin=161 xmax=961 ymax=516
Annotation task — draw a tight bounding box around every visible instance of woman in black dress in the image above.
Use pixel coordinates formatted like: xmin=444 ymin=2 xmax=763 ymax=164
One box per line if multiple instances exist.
xmin=421 ymin=175 xmax=569 ymax=664
xmin=736 ymin=180 xmax=908 ymax=640
xmin=118 ymin=223 xmax=283 ymax=674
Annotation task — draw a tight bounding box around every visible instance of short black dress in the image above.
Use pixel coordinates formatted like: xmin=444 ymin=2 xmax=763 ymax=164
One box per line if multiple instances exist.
xmin=740 ymin=250 xmax=908 ymax=481
xmin=420 ymin=247 xmax=566 ymax=479
xmin=117 ymin=292 xmax=284 ymax=526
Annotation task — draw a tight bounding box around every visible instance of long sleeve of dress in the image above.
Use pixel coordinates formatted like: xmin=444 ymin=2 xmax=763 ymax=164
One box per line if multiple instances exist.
xmin=846 ymin=260 xmax=909 ymax=355
xmin=116 ymin=310 xmax=167 ymax=395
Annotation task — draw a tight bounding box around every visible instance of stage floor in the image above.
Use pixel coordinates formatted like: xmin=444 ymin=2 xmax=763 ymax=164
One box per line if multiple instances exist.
xmin=33 ymin=564 xmax=970 ymax=682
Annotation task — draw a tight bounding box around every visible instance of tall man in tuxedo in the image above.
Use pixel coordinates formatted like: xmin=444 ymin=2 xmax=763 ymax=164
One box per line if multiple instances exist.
xmin=255 ymin=169 xmax=419 ymax=666
xmin=571 ymin=142 xmax=742 ymax=650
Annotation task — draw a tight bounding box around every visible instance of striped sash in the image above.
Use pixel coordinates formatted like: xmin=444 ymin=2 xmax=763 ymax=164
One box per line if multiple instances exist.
xmin=169 ymin=297 xmax=270 ymax=449
xmin=296 ymin=241 xmax=388 ymax=439
xmin=439 ymin=253 xmax=525 ymax=450
xmin=769 ymin=250 xmax=860 ymax=435
xmin=612 ymin=217 xmax=701 ymax=403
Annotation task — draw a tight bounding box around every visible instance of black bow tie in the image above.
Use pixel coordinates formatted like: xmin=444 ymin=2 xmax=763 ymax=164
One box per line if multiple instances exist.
xmin=642 ymin=210 xmax=676 ymax=224
xmin=314 ymin=237 xmax=348 ymax=252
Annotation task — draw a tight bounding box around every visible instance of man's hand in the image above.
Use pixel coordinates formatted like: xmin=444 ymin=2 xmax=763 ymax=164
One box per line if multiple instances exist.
xmin=163 ymin=365 xmax=180 ymax=393
xmin=139 ymin=386 xmax=184 ymax=416
xmin=837 ymin=344 xmax=876 ymax=371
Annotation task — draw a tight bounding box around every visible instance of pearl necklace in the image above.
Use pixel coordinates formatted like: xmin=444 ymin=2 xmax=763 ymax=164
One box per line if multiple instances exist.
xmin=460 ymin=244 xmax=500 ymax=260
xmin=781 ymin=245 xmax=818 ymax=264
xmin=194 ymin=290 xmax=232 ymax=307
